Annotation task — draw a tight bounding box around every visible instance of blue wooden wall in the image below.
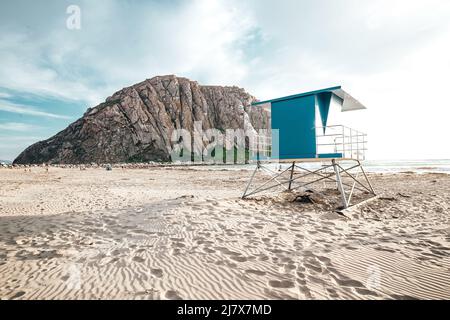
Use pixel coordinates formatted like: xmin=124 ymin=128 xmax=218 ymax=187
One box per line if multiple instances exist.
xmin=271 ymin=95 xmax=317 ymax=159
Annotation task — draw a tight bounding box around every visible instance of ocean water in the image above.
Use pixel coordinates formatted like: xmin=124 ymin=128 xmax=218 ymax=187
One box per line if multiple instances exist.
xmin=194 ymin=159 xmax=450 ymax=174
xmin=360 ymin=159 xmax=450 ymax=174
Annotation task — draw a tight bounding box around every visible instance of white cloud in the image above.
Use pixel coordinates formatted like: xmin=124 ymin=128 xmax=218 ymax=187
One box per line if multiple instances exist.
xmin=0 ymin=122 xmax=40 ymax=131
xmin=0 ymin=0 xmax=259 ymax=107
xmin=0 ymin=33 xmax=106 ymax=106
xmin=0 ymin=100 xmax=71 ymax=119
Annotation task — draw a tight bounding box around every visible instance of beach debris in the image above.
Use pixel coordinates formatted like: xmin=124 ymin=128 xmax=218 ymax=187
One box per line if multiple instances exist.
xmin=379 ymin=196 xmax=397 ymax=201
xmin=359 ymin=206 xmax=382 ymax=220
xmin=176 ymin=195 xmax=195 ymax=200
xmin=397 ymin=192 xmax=411 ymax=198
xmin=105 ymin=164 xmax=112 ymax=171
xmin=292 ymin=190 xmax=327 ymax=205
xmin=76 ymin=237 xmax=94 ymax=245
xmin=294 ymin=194 xmax=315 ymax=204
xmin=288 ymin=189 xmax=344 ymax=212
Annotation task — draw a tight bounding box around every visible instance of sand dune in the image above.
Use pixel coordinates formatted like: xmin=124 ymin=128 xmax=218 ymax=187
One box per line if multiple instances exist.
xmin=0 ymin=167 xmax=449 ymax=299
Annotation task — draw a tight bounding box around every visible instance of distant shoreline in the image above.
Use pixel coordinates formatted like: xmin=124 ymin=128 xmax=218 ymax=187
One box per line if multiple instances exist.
xmin=2 ymin=159 xmax=450 ymax=174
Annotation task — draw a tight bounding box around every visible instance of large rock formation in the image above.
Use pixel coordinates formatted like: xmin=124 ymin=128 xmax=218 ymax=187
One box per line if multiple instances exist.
xmin=14 ymin=75 xmax=269 ymax=164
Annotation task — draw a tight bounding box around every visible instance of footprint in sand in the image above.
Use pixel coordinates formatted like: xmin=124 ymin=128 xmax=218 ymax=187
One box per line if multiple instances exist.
xmin=225 ymin=261 xmax=238 ymax=268
xmin=133 ymin=256 xmax=145 ymax=263
xmin=151 ymin=268 xmax=163 ymax=278
xmin=325 ymin=288 xmax=340 ymax=298
xmin=203 ymin=247 xmax=215 ymax=254
xmin=304 ymin=261 xmax=322 ymax=273
xmin=316 ymin=255 xmax=331 ymax=264
xmin=172 ymin=241 xmax=186 ymax=248
xmin=268 ymin=280 xmax=295 ymax=289
xmin=280 ymin=263 xmax=296 ymax=272
xmin=331 ymin=275 xmax=364 ymax=288
xmin=169 ymin=248 xmax=182 ymax=256
xmin=111 ymin=248 xmax=127 ymax=256
xmin=263 ymin=288 xmax=296 ymax=299
xmin=354 ymin=287 xmax=379 ymax=297
xmin=245 ymin=269 xmax=267 ymax=276
xmin=230 ymin=255 xmax=247 ymax=263
xmin=261 ymin=237 xmax=271 ymax=243
xmin=257 ymin=254 xmax=269 ymax=261
xmin=165 ymin=290 xmax=182 ymax=300
xmin=298 ymin=285 xmax=313 ymax=299
xmin=251 ymin=223 xmax=264 ymax=230
xmin=279 ymin=256 xmax=294 ymax=263
xmin=10 ymin=291 xmax=26 ymax=299
xmin=390 ymin=294 xmax=419 ymax=300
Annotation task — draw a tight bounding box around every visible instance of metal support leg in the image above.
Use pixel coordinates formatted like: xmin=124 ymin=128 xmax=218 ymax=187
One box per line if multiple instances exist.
xmin=347 ymin=172 xmax=358 ymax=205
xmin=288 ymin=161 xmax=295 ymax=190
xmin=332 ymin=159 xmax=348 ymax=209
xmin=242 ymin=161 xmax=260 ymax=199
xmin=358 ymin=160 xmax=376 ymax=195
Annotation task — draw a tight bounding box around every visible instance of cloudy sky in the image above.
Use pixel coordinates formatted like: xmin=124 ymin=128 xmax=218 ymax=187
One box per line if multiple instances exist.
xmin=1 ymin=0 xmax=450 ymax=161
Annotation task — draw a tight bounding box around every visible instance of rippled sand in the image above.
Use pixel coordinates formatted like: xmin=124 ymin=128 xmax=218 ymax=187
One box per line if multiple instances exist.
xmin=0 ymin=167 xmax=449 ymax=299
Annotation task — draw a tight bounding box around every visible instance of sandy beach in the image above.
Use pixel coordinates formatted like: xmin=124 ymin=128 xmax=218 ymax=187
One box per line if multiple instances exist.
xmin=0 ymin=166 xmax=449 ymax=300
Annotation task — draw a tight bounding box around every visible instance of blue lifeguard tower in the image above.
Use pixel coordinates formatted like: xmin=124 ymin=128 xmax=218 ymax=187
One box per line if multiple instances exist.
xmin=242 ymin=86 xmax=376 ymax=209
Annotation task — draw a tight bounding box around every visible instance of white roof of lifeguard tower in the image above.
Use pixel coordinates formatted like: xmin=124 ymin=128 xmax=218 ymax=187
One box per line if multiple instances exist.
xmin=331 ymin=87 xmax=366 ymax=111
xmin=252 ymin=86 xmax=366 ymax=112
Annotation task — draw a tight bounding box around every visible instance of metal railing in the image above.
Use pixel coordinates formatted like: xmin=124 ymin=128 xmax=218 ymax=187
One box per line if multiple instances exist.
xmin=315 ymin=125 xmax=367 ymax=160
